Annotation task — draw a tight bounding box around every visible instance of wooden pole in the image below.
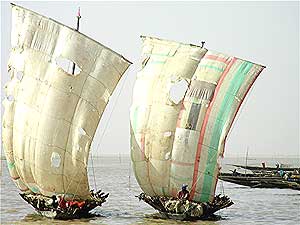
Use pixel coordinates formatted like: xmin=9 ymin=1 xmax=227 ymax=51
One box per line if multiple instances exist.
xmin=72 ymin=7 xmax=81 ymax=75
xmin=245 ymin=147 xmax=249 ymax=176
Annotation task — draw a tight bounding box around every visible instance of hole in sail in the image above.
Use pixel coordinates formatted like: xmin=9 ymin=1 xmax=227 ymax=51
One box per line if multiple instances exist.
xmin=169 ymin=79 xmax=189 ymax=104
xmin=55 ymin=57 xmax=81 ymax=76
xmin=78 ymin=127 xmax=86 ymax=136
xmin=16 ymin=71 xmax=24 ymax=81
xmin=51 ymin=152 xmax=61 ymax=168
xmin=165 ymin=152 xmax=171 ymax=160
xmin=164 ymin=131 xmax=172 ymax=137
xmin=7 ymin=95 xmax=14 ymax=102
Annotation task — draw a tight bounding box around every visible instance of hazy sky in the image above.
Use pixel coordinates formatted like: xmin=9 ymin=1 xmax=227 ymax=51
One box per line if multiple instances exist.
xmin=1 ymin=1 xmax=299 ymax=157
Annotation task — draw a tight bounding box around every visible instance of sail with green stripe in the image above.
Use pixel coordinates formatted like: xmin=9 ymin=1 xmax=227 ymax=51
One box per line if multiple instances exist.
xmin=130 ymin=36 xmax=264 ymax=203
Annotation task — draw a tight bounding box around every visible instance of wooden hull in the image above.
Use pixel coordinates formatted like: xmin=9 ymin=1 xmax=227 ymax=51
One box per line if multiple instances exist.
xmin=155 ymin=212 xmax=221 ymax=221
xmin=229 ymin=164 xmax=299 ymax=172
xmin=219 ymin=175 xmax=300 ymax=190
xmin=37 ymin=208 xmax=94 ymax=219
xmin=20 ymin=191 xmax=109 ymax=219
xmin=137 ymin=193 xmax=233 ymax=221
xmin=158 ymin=212 xmax=199 ymax=221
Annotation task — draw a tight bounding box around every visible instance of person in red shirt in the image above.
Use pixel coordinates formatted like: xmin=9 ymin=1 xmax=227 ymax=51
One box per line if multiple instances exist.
xmin=177 ymin=184 xmax=190 ymax=200
xmin=67 ymin=200 xmax=85 ymax=209
xmin=58 ymin=196 xmax=67 ymax=209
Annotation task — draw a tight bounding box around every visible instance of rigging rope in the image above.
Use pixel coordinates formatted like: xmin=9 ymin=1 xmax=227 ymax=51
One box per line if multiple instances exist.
xmin=90 ymin=152 xmax=97 ymax=191
xmin=64 ymin=67 xmax=131 ymax=198
xmin=89 ymin=66 xmax=131 ymax=193
xmin=94 ymin=66 xmax=132 ymax=155
xmin=220 ymin=179 xmax=225 ymax=195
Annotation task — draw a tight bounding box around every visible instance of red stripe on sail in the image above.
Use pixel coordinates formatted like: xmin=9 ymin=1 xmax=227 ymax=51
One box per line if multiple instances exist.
xmin=189 ymin=57 xmax=237 ymax=200
xmin=204 ymin=55 xmax=231 ymax=64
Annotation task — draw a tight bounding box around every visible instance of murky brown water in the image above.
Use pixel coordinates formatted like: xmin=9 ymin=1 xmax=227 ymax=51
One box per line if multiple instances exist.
xmin=1 ymin=156 xmax=299 ymax=224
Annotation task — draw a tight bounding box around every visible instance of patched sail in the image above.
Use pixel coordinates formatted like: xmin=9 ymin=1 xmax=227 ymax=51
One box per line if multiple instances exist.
xmin=2 ymin=4 xmax=131 ymax=199
xmin=130 ymin=36 xmax=264 ymax=203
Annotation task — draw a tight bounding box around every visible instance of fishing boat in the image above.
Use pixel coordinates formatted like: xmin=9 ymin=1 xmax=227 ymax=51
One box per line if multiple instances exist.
xmin=2 ymin=4 xmax=131 ymax=219
xmin=130 ymin=36 xmax=265 ymax=220
xmin=229 ymin=164 xmax=300 ymax=172
xmin=220 ymin=164 xmax=300 ymax=190
xmin=219 ymin=173 xmax=300 ymax=190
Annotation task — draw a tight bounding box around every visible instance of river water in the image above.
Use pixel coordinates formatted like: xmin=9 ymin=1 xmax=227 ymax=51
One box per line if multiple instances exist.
xmin=1 ymin=156 xmax=299 ymax=225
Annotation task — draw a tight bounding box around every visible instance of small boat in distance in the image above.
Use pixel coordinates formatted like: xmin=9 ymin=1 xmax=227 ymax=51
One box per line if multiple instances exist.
xmin=229 ymin=164 xmax=300 ymax=172
xmin=2 ymin=4 xmax=131 ymax=219
xmin=220 ymin=164 xmax=300 ymax=190
xmin=130 ymin=36 xmax=265 ymax=220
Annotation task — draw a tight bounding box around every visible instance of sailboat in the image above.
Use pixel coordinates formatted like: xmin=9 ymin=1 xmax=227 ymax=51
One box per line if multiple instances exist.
xmin=130 ymin=36 xmax=265 ymax=220
xmin=2 ymin=4 xmax=131 ymax=219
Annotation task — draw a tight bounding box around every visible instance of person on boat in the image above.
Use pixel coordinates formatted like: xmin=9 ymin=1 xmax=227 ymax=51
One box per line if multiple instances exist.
xmin=173 ymin=184 xmax=190 ymax=213
xmin=67 ymin=200 xmax=86 ymax=209
xmin=279 ymin=169 xmax=284 ymax=177
xmin=177 ymin=184 xmax=190 ymax=200
xmin=232 ymin=169 xmax=238 ymax=176
xmin=51 ymin=195 xmax=58 ymax=208
xmin=275 ymin=163 xmax=280 ymax=171
xmin=58 ymin=196 xmax=67 ymax=209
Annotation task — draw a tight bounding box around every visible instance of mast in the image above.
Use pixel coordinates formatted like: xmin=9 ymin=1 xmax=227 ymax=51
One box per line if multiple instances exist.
xmin=245 ymin=147 xmax=249 ymax=176
xmin=201 ymin=41 xmax=205 ymax=48
xmin=72 ymin=7 xmax=81 ymax=75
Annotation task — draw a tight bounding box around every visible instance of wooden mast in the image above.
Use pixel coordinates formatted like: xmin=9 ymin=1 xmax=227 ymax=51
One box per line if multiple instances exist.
xmin=72 ymin=7 xmax=81 ymax=75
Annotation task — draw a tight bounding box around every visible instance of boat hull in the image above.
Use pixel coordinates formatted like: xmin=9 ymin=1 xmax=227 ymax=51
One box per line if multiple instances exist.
xmin=37 ymin=208 xmax=94 ymax=220
xmin=137 ymin=193 xmax=233 ymax=221
xmin=219 ymin=175 xmax=300 ymax=190
xmin=20 ymin=191 xmax=108 ymax=219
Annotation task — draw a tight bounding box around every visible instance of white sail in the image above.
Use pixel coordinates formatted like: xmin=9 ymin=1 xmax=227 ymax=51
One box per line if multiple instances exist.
xmin=2 ymin=4 xmax=131 ymax=199
xmin=130 ymin=36 xmax=264 ymax=202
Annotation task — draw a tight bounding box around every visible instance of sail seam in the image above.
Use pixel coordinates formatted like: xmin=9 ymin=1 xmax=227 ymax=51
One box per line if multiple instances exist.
xmin=63 ymin=75 xmax=89 ymax=197
xmin=13 ymin=94 xmax=102 ymax=125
